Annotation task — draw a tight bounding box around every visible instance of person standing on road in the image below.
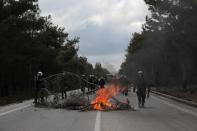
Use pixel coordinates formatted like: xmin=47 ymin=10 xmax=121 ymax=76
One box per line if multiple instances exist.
xmin=81 ymin=75 xmax=86 ymax=94
xmin=34 ymin=71 xmax=44 ymax=104
xmin=93 ymin=76 xmax=99 ymax=93
xmin=89 ymin=75 xmax=95 ymax=93
xmin=120 ymin=75 xmax=129 ymax=96
xmin=133 ymin=71 xmax=150 ymax=108
xmin=99 ymin=77 xmax=105 ymax=88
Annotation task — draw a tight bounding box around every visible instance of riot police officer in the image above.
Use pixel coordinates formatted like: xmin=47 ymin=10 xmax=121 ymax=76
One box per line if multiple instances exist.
xmin=34 ymin=71 xmax=44 ymax=104
xmin=81 ymin=75 xmax=86 ymax=94
xmin=99 ymin=77 xmax=105 ymax=88
xmin=133 ymin=71 xmax=150 ymax=108
xmin=120 ymin=75 xmax=129 ymax=96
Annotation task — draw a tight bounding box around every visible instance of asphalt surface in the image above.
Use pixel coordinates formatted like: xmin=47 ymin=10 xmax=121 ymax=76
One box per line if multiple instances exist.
xmin=0 ymin=92 xmax=197 ymax=131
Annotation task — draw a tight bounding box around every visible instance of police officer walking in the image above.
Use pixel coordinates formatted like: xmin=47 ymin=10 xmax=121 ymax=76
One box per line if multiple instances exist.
xmin=120 ymin=75 xmax=129 ymax=96
xmin=34 ymin=71 xmax=44 ymax=104
xmin=99 ymin=77 xmax=105 ymax=88
xmin=133 ymin=71 xmax=150 ymax=108
xmin=89 ymin=75 xmax=94 ymax=93
xmin=81 ymin=75 xmax=86 ymax=94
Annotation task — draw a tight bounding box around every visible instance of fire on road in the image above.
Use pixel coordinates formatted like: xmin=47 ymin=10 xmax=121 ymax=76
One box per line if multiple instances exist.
xmin=0 ymin=92 xmax=197 ymax=131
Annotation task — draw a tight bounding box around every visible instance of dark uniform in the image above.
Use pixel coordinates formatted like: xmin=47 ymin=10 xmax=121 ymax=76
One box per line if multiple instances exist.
xmin=34 ymin=73 xmax=44 ymax=103
xmin=81 ymin=75 xmax=87 ymax=94
xmin=134 ymin=75 xmax=150 ymax=107
xmin=61 ymin=82 xmax=68 ymax=99
xmin=99 ymin=77 xmax=105 ymax=88
xmin=120 ymin=76 xmax=129 ymax=96
xmin=89 ymin=76 xmax=94 ymax=91
xmin=93 ymin=76 xmax=99 ymax=92
xmin=111 ymin=76 xmax=119 ymax=87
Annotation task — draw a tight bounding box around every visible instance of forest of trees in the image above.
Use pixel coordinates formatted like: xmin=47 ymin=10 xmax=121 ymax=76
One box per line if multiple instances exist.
xmin=0 ymin=0 xmax=109 ymax=101
xmin=119 ymin=0 xmax=197 ymax=90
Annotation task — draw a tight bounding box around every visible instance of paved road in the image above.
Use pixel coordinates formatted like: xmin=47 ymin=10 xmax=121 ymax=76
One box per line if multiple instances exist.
xmin=0 ymin=92 xmax=197 ymax=131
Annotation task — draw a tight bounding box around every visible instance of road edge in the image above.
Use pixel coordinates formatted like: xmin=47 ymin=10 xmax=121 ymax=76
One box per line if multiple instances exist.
xmin=0 ymin=100 xmax=33 ymax=117
xmin=151 ymin=91 xmax=197 ymax=108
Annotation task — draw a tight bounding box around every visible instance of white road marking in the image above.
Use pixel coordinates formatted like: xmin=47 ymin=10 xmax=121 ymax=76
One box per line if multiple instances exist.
xmin=0 ymin=104 xmax=31 ymax=117
xmin=152 ymin=96 xmax=197 ymax=117
xmin=94 ymin=111 xmax=101 ymax=131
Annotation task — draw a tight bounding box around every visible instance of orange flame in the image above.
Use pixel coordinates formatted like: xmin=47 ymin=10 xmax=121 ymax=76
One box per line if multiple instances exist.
xmin=91 ymin=85 xmax=123 ymax=110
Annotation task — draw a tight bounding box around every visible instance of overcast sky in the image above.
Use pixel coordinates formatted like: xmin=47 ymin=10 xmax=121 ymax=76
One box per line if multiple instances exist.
xmin=38 ymin=0 xmax=149 ymax=73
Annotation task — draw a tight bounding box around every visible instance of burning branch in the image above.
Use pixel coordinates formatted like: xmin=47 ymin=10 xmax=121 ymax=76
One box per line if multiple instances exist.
xmin=85 ymin=85 xmax=135 ymax=111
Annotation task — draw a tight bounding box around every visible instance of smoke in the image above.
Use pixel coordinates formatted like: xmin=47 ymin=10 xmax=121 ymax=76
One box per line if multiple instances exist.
xmin=103 ymin=63 xmax=117 ymax=75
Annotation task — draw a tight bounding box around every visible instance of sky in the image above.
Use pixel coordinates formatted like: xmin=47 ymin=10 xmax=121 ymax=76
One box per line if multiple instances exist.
xmin=38 ymin=0 xmax=149 ymax=73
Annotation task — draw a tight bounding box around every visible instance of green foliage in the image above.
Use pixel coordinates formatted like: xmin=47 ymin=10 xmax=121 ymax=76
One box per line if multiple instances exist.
xmin=0 ymin=0 xmax=84 ymax=99
xmin=120 ymin=0 xmax=197 ymax=88
xmin=127 ymin=33 xmax=144 ymax=55
xmin=0 ymin=0 xmax=112 ymax=101
xmin=93 ymin=63 xmax=110 ymax=77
